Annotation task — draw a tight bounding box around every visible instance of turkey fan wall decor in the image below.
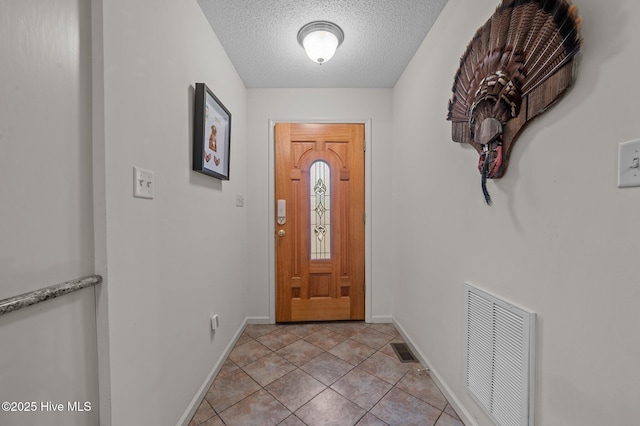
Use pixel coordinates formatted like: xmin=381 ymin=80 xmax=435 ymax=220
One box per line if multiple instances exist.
xmin=447 ymin=0 xmax=583 ymax=205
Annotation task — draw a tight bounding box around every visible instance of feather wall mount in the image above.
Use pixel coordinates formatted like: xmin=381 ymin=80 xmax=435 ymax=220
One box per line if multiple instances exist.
xmin=447 ymin=0 xmax=583 ymax=205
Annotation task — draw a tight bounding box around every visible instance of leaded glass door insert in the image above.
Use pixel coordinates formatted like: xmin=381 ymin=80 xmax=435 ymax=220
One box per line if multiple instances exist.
xmin=310 ymin=161 xmax=331 ymax=259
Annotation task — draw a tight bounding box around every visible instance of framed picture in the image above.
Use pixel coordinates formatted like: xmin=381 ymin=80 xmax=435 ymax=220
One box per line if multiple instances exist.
xmin=193 ymin=82 xmax=231 ymax=180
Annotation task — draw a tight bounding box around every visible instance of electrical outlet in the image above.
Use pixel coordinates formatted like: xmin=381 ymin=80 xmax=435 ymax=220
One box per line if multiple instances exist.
xmin=133 ymin=167 xmax=154 ymax=199
xmin=210 ymin=314 xmax=219 ymax=330
xmin=236 ymin=193 xmax=245 ymax=207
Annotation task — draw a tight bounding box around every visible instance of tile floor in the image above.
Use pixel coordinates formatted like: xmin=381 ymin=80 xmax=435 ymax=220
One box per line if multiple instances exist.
xmin=188 ymin=322 xmax=464 ymax=426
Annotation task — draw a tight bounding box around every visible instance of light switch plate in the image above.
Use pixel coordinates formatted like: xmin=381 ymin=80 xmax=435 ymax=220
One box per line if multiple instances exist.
xmin=133 ymin=167 xmax=154 ymax=199
xmin=236 ymin=193 xmax=245 ymax=207
xmin=618 ymin=139 xmax=640 ymax=188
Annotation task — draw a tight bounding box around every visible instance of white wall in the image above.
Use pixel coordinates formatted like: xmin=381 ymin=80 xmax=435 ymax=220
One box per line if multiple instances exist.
xmin=94 ymin=0 xmax=250 ymax=423
xmin=5 ymin=1 xmax=637 ymax=424
xmin=392 ymin=0 xmax=640 ymax=425
xmin=0 ymin=0 xmax=98 ymax=425
xmin=246 ymin=89 xmax=395 ymax=322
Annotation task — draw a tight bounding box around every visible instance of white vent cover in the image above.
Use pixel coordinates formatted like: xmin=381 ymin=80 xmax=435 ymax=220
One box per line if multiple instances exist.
xmin=465 ymin=283 xmax=536 ymax=426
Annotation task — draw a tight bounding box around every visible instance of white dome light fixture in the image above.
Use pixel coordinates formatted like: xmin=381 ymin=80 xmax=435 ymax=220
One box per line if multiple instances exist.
xmin=297 ymin=21 xmax=344 ymax=64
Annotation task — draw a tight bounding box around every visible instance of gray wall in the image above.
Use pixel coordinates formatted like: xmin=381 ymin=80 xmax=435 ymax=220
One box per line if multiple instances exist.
xmin=246 ymin=88 xmax=395 ymax=323
xmin=93 ymin=0 xmax=251 ymax=424
xmin=392 ymin=0 xmax=640 ymax=424
xmin=0 ymin=0 xmax=98 ymax=425
xmin=4 ymin=0 xmax=639 ymax=425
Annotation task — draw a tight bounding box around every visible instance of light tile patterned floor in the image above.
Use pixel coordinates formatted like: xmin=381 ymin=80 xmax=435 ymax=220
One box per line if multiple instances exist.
xmin=189 ymin=322 xmax=464 ymax=426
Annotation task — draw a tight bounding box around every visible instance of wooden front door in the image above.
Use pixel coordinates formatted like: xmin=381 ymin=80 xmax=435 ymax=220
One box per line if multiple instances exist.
xmin=275 ymin=123 xmax=365 ymax=322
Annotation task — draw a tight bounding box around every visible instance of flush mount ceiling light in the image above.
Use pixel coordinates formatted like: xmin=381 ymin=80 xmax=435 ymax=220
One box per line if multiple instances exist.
xmin=297 ymin=21 xmax=344 ymax=64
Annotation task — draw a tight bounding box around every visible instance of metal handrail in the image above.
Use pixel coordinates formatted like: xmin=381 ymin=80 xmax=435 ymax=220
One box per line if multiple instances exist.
xmin=0 ymin=275 xmax=102 ymax=316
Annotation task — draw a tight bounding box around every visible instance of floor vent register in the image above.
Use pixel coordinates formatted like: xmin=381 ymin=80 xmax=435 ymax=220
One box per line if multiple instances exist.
xmin=390 ymin=343 xmax=418 ymax=363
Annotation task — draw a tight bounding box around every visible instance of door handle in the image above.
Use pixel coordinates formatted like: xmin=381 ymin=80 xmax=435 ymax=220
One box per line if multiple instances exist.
xmin=278 ymin=229 xmax=286 ymax=237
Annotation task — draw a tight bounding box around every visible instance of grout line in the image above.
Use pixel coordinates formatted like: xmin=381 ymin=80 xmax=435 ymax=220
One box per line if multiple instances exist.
xmin=194 ymin=322 xmax=458 ymax=426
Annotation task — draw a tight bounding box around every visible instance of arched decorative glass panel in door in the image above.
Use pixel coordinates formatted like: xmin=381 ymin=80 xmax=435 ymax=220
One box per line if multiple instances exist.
xmin=310 ymin=161 xmax=331 ymax=259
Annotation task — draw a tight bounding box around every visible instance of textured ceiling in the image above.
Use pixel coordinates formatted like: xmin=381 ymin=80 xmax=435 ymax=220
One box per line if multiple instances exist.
xmin=197 ymin=0 xmax=448 ymax=88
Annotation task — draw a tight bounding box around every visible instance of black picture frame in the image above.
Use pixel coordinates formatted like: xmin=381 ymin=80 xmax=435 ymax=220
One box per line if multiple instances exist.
xmin=193 ymin=83 xmax=231 ymax=180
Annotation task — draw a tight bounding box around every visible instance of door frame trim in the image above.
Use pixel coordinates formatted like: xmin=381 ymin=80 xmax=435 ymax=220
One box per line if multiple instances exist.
xmin=268 ymin=119 xmax=372 ymax=323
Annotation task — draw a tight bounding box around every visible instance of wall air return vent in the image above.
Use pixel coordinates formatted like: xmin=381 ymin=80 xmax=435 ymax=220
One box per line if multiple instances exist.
xmin=465 ymin=283 xmax=536 ymax=426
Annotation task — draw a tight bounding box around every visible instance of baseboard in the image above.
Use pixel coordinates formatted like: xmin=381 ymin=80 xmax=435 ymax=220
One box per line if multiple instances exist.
xmin=177 ymin=317 xmax=250 ymax=426
xmin=370 ymin=315 xmax=393 ymax=324
xmin=246 ymin=316 xmax=271 ymax=325
xmin=178 ymin=315 xmax=477 ymax=426
xmin=392 ymin=317 xmax=478 ymax=426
